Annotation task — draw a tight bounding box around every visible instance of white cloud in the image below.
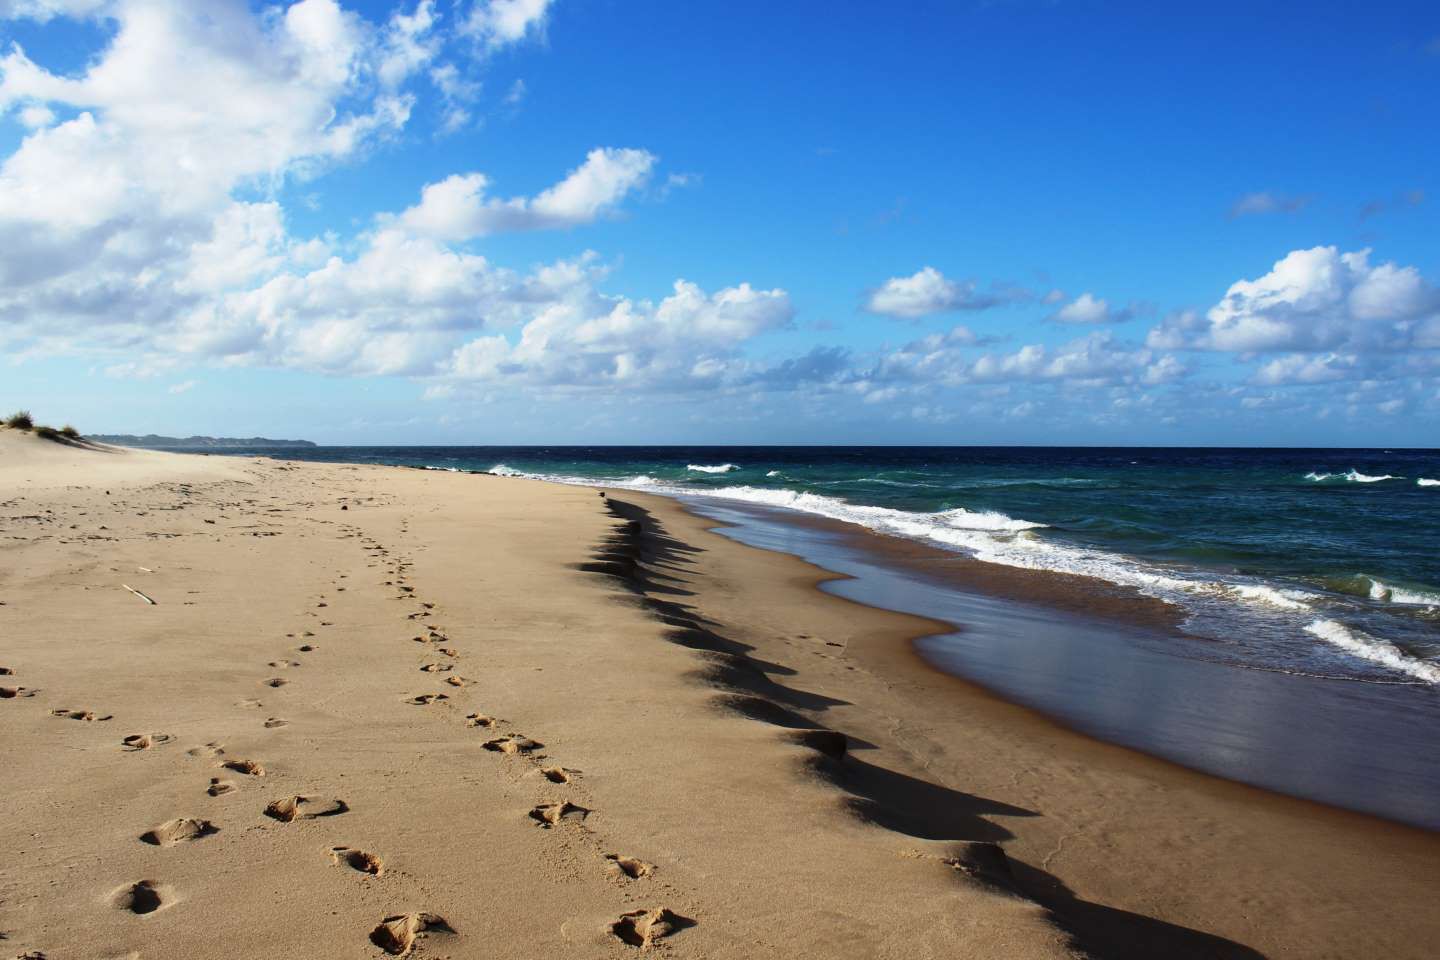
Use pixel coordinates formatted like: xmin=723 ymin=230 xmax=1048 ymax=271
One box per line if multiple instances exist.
xmin=463 ymin=0 xmax=554 ymax=51
xmin=1051 ymin=292 xmax=1109 ymax=324
xmin=168 ymin=379 xmax=198 ymax=394
xmin=1148 ymin=246 xmax=1440 ymax=354
xmin=398 ymin=147 xmax=656 ymax=240
xmin=441 ymin=278 xmax=794 ymax=388
xmin=17 ymin=102 xmax=54 ymax=127
xmin=865 ymin=266 xmax=1025 ymax=319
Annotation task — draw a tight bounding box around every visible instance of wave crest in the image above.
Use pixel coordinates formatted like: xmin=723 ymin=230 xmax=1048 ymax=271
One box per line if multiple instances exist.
xmin=687 ymin=463 xmax=739 ymax=474
xmin=1304 ymin=620 xmax=1440 ymax=684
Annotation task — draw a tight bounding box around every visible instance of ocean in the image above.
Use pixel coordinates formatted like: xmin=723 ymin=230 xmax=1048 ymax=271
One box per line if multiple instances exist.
xmin=194 ymin=444 xmax=1440 ymax=826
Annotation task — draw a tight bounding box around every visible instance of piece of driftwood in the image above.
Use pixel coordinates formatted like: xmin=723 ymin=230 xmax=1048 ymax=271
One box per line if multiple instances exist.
xmin=121 ymin=583 xmax=156 ymax=605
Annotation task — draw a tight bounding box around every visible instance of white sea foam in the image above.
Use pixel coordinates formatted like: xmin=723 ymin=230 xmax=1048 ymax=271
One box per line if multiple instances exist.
xmin=1419 ymin=478 xmax=1440 ymax=488
xmin=1345 ymin=469 xmax=1400 ymax=483
xmin=687 ymin=463 xmax=739 ymax=473
xmin=765 ymin=470 xmax=782 ymax=477
xmin=1365 ymin=577 xmax=1440 ymax=607
xmin=1304 ymin=471 xmax=1333 ymax=481
xmin=1304 ymin=620 xmax=1440 ymax=684
xmin=487 ymin=463 xmax=529 ymax=477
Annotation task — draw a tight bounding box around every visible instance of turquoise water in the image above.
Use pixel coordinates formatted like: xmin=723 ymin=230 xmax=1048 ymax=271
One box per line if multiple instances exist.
xmin=215 ymin=445 xmax=1440 ymax=687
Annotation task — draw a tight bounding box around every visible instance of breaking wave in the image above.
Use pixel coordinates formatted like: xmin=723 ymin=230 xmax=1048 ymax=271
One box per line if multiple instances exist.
xmin=1305 ymin=620 xmax=1440 ymax=684
xmin=687 ymin=463 xmax=739 ymax=473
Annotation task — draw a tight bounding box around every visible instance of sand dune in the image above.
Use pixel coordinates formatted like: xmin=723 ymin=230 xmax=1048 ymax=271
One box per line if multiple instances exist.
xmin=1 ymin=426 xmax=1436 ymax=958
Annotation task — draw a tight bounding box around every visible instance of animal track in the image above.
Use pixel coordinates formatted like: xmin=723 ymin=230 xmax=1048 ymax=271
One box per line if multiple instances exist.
xmin=263 ymin=796 xmax=348 ymax=822
xmin=329 ymin=846 xmax=383 ymax=876
xmin=267 ymin=659 xmax=301 ymax=668
xmin=419 ymin=663 xmax=452 ymax=673
xmin=368 ymin=913 xmax=453 ymax=956
xmin=222 ymin=759 xmax=265 ymax=776
xmin=1 ymin=686 xmax=36 ymax=699
xmin=207 ymin=778 xmax=237 ymax=797
xmin=122 ymin=733 xmax=171 ymax=751
xmin=404 ymin=693 xmax=448 ymax=705
xmin=443 ymin=676 xmax=468 ymax=687
xmin=483 ymin=735 xmax=542 ymax=754
xmin=187 ymin=742 xmax=225 ymax=758
xmin=263 ymin=678 xmax=289 ymax=688
xmin=437 ymin=648 xmax=458 ymax=658
xmin=465 ymin=713 xmax=497 ymax=728
xmin=263 ymin=717 xmax=289 ymax=728
xmin=140 ymin=818 xmax=217 ymax=847
xmin=112 ymin=881 xmax=167 ymax=915
xmin=297 ymin=644 xmax=317 ymax=652
xmin=528 ymin=801 xmax=589 ymax=828
xmin=609 ymin=907 xmax=690 ymax=948
xmin=604 ymin=855 xmax=656 ymax=880
xmin=51 ymin=708 xmax=112 ymax=721
xmin=541 ymin=766 xmax=575 ymax=784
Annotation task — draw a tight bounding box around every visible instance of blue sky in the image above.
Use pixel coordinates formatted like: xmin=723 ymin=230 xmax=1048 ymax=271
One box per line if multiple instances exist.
xmin=1 ymin=0 xmax=1438 ymax=444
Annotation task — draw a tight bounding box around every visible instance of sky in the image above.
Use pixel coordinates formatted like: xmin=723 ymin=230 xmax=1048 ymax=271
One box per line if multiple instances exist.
xmin=1 ymin=0 xmax=1438 ymax=445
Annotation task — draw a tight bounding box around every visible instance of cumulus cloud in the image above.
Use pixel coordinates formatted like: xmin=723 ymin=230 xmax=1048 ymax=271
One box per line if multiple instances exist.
xmin=865 ymin=266 xmax=1027 ymax=319
xmin=1046 ymin=291 xmax=1145 ymax=325
xmin=1227 ymin=191 xmax=1313 ymax=219
xmin=462 ymin=0 xmax=553 ymax=51
xmin=398 ymin=148 xmax=656 ymax=240
xmin=1147 ymin=246 xmax=1440 ymax=354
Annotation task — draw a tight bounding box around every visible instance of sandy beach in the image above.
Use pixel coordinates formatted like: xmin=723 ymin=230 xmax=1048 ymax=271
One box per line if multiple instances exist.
xmin=2 ymin=428 xmax=1437 ymax=960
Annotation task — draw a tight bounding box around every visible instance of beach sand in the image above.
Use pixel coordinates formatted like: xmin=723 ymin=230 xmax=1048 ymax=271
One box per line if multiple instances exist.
xmin=1 ymin=428 xmax=1436 ymax=959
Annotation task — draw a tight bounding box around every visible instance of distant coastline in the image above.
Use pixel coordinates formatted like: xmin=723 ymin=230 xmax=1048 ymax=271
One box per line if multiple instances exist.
xmin=91 ymin=434 xmax=317 ymax=449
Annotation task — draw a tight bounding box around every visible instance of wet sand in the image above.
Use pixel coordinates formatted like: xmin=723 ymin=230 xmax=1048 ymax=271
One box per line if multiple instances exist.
xmin=3 ymin=428 xmax=1437 ymax=959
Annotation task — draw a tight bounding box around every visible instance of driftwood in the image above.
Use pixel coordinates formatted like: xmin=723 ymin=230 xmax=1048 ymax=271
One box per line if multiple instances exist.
xmin=121 ymin=583 xmax=156 ymax=605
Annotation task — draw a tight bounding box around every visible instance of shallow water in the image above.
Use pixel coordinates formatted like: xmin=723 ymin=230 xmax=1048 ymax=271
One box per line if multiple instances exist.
xmin=688 ymin=498 xmax=1440 ymax=831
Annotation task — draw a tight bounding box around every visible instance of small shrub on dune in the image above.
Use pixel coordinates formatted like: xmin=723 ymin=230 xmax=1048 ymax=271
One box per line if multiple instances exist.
xmin=5 ymin=410 xmax=33 ymax=430
xmin=35 ymin=425 xmax=61 ymax=440
xmin=60 ymin=424 xmax=80 ymax=439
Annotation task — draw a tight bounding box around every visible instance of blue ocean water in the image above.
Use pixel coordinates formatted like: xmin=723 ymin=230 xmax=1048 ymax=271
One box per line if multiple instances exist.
xmin=227 ymin=445 xmax=1440 ymax=687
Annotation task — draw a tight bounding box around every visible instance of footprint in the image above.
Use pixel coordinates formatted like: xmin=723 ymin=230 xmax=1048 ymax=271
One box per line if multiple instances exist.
xmin=221 ymin=759 xmax=265 ymax=776
xmin=528 ymin=801 xmax=588 ymax=828
xmin=263 ymin=796 xmax=348 ymax=822
xmin=404 ymin=693 xmax=447 ymax=706
xmin=437 ymin=648 xmax=458 ymax=658
xmin=541 ymin=767 xmax=576 ymax=784
xmin=609 ymin=907 xmax=690 ymax=948
xmin=465 ymin=714 xmax=497 ymax=728
xmin=418 ymin=663 xmax=452 ymax=673
xmin=0 ymin=666 xmax=12 ymax=674
xmin=263 ymin=717 xmax=289 ymax=729
xmin=207 ymin=778 xmax=237 ymax=797
xmin=263 ymin=678 xmax=289 ymax=688
xmin=122 ymin=733 xmax=172 ymax=751
xmin=236 ymin=698 xmax=263 ymax=709
xmin=111 ymin=881 xmax=168 ymax=915
xmin=483 ymin=735 xmax=542 ymax=755
xmin=140 ymin=818 xmax=218 ymax=847
xmin=1 ymin=686 xmax=36 ymax=699
xmin=329 ymin=846 xmax=383 ymax=876
xmin=267 ymin=660 xmax=302 ymax=669
xmin=51 ymin=708 xmax=112 ymax=721
xmin=297 ymin=644 xmax=317 ymax=653
xmin=604 ymin=854 xmax=656 ymax=880
xmin=368 ymin=913 xmax=453 ymax=956
xmin=187 ymin=742 xmax=225 ymax=758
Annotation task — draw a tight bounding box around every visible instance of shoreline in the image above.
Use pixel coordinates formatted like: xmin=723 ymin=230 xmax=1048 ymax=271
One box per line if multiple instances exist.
xmin=668 ymin=494 xmax=1440 ymax=831
xmin=5 ymin=434 xmax=1436 ymax=959
xmin=613 ymin=485 xmax=1440 ymax=958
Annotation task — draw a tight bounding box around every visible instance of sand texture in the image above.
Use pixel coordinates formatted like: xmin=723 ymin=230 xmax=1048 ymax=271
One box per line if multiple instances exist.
xmin=1 ymin=428 xmax=1436 ymax=959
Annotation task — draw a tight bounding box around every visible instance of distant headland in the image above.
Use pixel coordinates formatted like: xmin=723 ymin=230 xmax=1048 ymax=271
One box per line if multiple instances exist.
xmin=91 ymin=434 xmax=318 ymax=449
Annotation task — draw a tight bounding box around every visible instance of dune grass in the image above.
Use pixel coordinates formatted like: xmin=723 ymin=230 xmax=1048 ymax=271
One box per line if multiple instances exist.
xmin=5 ymin=410 xmax=33 ymax=430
